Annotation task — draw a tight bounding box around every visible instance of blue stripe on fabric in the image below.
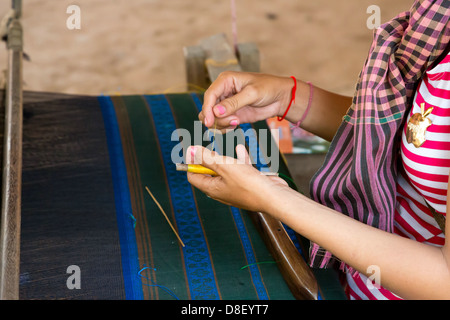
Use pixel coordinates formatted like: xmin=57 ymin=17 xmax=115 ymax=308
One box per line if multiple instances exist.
xmin=238 ymin=123 xmax=271 ymax=172
xmin=230 ymin=207 xmax=269 ymax=300
xmin=284 ymin=224 xmax=304 ymax=257
xmin=98 ymin=95 xmax=143 ymax=300
xmin=144 ymin=94 xmax=220 ymax=300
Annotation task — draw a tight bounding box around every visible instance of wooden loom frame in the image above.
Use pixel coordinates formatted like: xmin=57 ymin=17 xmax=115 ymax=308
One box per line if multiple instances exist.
xmin=0 ymin=0 xmax=23 ymax=300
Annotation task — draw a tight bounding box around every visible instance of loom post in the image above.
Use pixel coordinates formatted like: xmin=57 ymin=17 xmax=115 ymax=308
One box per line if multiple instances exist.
xmin=0 ymin=0 xmax=23 ymax=300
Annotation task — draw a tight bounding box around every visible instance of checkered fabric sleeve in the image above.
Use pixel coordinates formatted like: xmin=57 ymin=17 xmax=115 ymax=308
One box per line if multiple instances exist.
xmin=309 ymin=0 xmax=450 ymax=272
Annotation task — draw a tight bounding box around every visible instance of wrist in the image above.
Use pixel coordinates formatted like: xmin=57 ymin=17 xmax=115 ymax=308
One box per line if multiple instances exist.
xmin=257 ymin=178 xmax=296 ymax=220
xmin=281 ymin=80 xmax=313 ymax=125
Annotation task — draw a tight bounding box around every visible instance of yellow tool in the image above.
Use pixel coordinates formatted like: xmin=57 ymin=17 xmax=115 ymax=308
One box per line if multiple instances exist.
xmin=176 ymin=163 xmax=278 ymax=176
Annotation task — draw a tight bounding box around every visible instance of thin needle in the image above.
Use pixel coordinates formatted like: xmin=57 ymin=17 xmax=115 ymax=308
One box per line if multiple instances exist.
xmin=212 ymin=119 xmax=217 ymax=152
xmin=145 ymin=186 xmax=185 ymax=247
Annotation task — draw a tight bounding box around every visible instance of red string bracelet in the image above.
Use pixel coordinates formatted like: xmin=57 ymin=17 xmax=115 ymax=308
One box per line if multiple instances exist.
xmin=277 ymin=76 xmax=297 ymax=121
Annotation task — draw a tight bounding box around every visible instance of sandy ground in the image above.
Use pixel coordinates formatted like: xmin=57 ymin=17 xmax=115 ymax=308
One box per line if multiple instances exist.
xmin=0 ymin=0 xmax=413 ymax=97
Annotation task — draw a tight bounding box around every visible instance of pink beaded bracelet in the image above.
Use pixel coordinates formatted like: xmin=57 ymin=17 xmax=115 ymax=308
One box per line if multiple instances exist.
xmin=291 ymin=81 xmax=313 ymax=130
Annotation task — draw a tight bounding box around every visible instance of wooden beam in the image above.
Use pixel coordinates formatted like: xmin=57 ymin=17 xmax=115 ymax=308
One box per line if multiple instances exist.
xmin=183 ymin=45 xmax=208 ymax=91
xmin=200 ymin=33 xmax=241 ymax=82
xmin=249 ymin=212 xmax=318 ymax=299
xmin=236 ymin=42 xmax=260 ymax=73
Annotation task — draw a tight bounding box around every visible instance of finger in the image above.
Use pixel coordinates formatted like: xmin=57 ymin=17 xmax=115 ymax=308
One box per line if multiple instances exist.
xmin=187 ymin=171 xmax=219 ymax=195
xmin=186 ymin=145 xmax=220 ymax=164
xmin=188 ymin=145 xmax=224 ymax=172
xmin=186 ymin=145 xmax=195 ymax=164
xmin=198 ymin=111 xmax=205 ymax=125
xmin=207 ymin=115 xmax=240 ymax=131
xmin=212 ymin=86 xmax=257 ymax=119
xmin=235 ymin=144 xmax=251 ymax=165
xmin=188 ymin=171 xmax=234 ymax=207
xmin=201 ymin=72 xmax=237 ymax=127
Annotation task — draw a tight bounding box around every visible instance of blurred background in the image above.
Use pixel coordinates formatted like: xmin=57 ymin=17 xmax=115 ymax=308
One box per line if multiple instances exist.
xmin=0 ymin=0 xmax=413 ymax=97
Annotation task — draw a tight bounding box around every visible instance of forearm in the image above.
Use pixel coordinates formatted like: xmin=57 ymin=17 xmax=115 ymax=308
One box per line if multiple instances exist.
xmin=284 ymin=79 xmax=352 ymax=142
xmin=266 ymin=187 xmax=450 ymax=299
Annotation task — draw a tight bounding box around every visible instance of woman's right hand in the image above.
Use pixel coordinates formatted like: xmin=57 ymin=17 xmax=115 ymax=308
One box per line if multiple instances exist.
xmin=199 ymin=71 xmax=295 ymax=131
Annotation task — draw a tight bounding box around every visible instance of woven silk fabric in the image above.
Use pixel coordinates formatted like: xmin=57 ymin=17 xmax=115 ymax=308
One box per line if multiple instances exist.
xmin=20 ymin=91 xmax=315 ymax=299
xmin=309 ymin=0 xmax=450 ymax=271
xmin=98 ymin=93 xmax=296 ymax=300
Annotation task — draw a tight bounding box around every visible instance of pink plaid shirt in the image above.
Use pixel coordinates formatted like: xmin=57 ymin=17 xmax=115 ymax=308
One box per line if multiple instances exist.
xmin=309 ymin=0 xmax=450 ymax=274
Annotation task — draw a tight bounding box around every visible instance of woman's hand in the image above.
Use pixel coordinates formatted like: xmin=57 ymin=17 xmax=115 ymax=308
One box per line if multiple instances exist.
xmin=186 ymin=144 xmax=289 ymax=213
xmin=199 ymin=71 xmax=295 ymax=131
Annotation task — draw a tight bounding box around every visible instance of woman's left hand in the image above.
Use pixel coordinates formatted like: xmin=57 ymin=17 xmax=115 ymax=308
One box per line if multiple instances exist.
xmin=186 ymin=144 xmax=289 ymax=213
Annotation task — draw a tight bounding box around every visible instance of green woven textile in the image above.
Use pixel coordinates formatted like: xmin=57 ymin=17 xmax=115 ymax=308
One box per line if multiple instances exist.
xmin=18 ymin=91 xmax=344 ymax=300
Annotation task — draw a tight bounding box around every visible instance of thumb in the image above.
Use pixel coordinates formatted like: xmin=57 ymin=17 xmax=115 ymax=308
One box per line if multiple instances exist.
xmin=235 ymin=144 xmax=251 ymax=165
xmin=190 ymin=146 xmax=222 ymax=172
xmin=213 ymin=86 xmax=257 ymax=118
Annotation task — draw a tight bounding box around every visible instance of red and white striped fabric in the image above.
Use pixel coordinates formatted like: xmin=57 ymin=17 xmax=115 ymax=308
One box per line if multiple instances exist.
xmin=346 ymin=53 xmax=450 ymax=300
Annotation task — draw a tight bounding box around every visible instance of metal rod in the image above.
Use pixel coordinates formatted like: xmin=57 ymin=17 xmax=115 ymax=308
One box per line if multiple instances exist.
xmin=0 ymin=16 xmax=23 ymax=300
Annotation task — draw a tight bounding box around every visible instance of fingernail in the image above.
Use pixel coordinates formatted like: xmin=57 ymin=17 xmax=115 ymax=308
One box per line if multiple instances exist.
xmin=204 ymin=117 xmax=209 ymax=127
xmin=215 ymin=105 xmax=226 ymax=115
xmin=190 ymin=146 xmax=196 ymax=160
xmin=230 ymin=120 xmax=238 ymax=126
